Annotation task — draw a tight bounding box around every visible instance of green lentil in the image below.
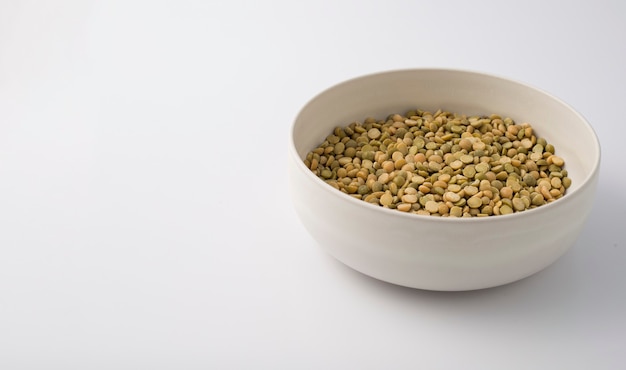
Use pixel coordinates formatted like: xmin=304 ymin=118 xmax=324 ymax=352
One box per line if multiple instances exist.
xmin=425 ymin=200 xmax=440 ymax=213
xmin=463 ymin=165 xmax=477 ymax=178
xmin=357 ymin=185 xmax=369 ymax=195
xmin=368 ymin=128 xmax=381 ymax=139
xmin=512 ymin=197 xmax=526 ymax=212
xmin=305 ymin=108 xmax=570 ymax=217
xmin=444 ymin=191 xmax=461 ymax=203
xmin=475 ymin=162 xmax=490 ymax=173
xmin=531 ymin=193 xmax=545 ymax=206
xmin=500 ymin=204 xmax=514 ymax=215
xmin=380 ymin=192 xmax=393 ymax=207
xmin=464 ymin=185 xmax=479 ymax=197
xmin=562 ymin=177 xmax=572 ymax=189
xmin=467 ymin=196 xmax=483 ymax=209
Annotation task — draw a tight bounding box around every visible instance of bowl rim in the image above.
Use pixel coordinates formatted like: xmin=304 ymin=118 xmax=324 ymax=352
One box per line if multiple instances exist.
xmin=289 ymin=67 xmax=601 ymax=224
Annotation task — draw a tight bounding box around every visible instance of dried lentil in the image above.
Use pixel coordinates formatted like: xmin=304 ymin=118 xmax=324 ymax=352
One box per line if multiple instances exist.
xmin=304 ymin=108 xmax=571 ymax=217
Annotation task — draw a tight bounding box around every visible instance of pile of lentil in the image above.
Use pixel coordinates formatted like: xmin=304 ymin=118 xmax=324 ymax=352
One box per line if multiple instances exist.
xmin=303 ymin=109 xmax=571 ymax=217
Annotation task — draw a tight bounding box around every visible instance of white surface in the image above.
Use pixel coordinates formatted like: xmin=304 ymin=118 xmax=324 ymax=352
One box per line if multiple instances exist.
xmin=0 ymin=0 xmax=624 ymax=369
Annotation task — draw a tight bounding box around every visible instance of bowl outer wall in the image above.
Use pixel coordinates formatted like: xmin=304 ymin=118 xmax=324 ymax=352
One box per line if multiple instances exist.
xmin=288 ymin=69 xmax=600 ymax=291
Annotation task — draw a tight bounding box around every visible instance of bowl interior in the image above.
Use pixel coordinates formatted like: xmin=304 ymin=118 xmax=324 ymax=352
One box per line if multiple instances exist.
xmin=292 ymin=69 xmax=600 ymax=196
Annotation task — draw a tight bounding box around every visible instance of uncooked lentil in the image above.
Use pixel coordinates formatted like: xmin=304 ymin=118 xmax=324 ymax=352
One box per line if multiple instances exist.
xmin=304 ymin=108 xmax=571 ymax=217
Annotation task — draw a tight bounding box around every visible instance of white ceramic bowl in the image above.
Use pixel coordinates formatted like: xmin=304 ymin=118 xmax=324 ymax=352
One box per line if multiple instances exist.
xmin=288 ymin=69 xmax=600 ymax=291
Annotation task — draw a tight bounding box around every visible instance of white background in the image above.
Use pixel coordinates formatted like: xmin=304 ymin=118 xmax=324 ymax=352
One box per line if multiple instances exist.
xmin=1 ymin=1 xmax=624 ymax=369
